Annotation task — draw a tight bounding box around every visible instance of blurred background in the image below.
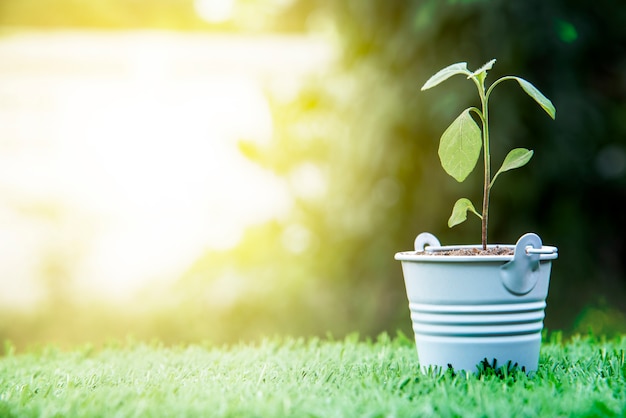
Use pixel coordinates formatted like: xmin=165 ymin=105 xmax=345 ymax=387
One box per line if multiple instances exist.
xmin=1 ymin=0 xmax=625 ymax=350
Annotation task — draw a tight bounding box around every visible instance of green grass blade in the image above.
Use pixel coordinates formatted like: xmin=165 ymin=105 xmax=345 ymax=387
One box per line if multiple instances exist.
xmin=0 ymin=335 xmax=625 ymax=417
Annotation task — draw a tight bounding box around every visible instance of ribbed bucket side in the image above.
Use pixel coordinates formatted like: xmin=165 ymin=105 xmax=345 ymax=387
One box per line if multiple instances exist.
xmin=409 ymin=301 xmax=547 ymax=372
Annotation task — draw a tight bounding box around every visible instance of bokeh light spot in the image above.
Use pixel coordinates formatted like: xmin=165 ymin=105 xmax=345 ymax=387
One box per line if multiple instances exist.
xmin=595 ymin=144 xmax=626 ymax=179
xmin=195 ymin=0 xmax=235 ymax=24
xmin=281 ymin=224 xmax=312 ymax=254
xmin=556 ymin=19 xmax=578 ymax=43
xmin=289 ymin=162 xmax=327 ymax=200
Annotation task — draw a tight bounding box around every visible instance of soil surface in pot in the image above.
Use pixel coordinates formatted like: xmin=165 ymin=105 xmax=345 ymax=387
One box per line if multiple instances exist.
xmin=417 ymin=247 xmax=514 ymax=256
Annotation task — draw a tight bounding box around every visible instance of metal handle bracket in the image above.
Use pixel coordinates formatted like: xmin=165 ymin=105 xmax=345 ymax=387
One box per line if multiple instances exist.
xmin=501 ymin=233 xmax=543 ymax=295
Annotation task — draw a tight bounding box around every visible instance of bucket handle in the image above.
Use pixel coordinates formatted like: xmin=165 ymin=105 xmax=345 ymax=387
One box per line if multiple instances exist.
xmin=414 ymin=232 xmax=441 ymax=251
xmin=500 ymin=233 xmax=544 ymax=295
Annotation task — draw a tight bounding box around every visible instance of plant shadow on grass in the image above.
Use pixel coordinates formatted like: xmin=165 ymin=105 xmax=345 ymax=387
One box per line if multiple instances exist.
xmin=473 ymin=358 xmax=527 ymax=380
xmin=397 ymin=357 xmax=530 ymax=403
xmin=426 ymin=358 xmax=528 ymax=381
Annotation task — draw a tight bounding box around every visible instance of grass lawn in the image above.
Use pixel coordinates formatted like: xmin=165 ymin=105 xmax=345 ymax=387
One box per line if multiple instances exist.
xmin=1 ymin=333 xmax=625 ymax=417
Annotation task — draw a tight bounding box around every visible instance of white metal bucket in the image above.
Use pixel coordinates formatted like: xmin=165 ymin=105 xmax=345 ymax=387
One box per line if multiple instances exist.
xmin=395 ymin=232 xmax=558 ymax=373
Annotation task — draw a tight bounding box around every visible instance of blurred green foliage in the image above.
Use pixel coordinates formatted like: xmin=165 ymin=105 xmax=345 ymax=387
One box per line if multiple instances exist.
xmin=228 ymin=0 xmax=626 ymax=338
xmin=1 ymin=0 xmax=626 ymax=349
xmin=180 ymin=0 xmax=626 ymax=342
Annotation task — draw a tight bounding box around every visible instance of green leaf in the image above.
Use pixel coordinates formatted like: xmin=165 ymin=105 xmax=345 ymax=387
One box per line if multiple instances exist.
xmin=469 ymin=59 xmax=496 ymax=84
xmin=448 ymin=198 xmax=482 ymax=228
xmin=438 ymin=108 xmax=482 ymax=182
xmin=498 ymin=148 xmax=534 ymax=173
xmin=511 ymin=76 xmax=556 ymax=119
xmin=421 ymin=62 xmax=470 ymax=90
xmin=491 ymin=148 xmax=534 ymax=187
xmin=471 ymin=59 xmax=497 ymax=75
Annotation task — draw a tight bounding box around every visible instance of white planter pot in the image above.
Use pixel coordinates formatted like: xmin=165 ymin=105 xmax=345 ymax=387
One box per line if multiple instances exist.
xmin=395 ymin=232 xmax=558 ymax=373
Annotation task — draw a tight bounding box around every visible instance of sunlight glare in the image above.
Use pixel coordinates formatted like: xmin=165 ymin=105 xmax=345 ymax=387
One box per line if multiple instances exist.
xmin=195 ymin=0 xmax=235 ymax=23
xmin=0 ymin=32 xmax=331 ymax=303
xmin=289 ymin=162 xmax=327 ymax=200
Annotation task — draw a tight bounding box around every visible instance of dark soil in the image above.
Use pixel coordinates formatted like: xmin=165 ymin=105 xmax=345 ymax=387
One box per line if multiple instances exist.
xmin=417 ymin=247 xmax=514 ymax=256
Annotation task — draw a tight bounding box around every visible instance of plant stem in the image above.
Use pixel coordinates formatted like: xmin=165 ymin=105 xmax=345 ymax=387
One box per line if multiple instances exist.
xmin=478 ymin=81 xmax=490 ymax=249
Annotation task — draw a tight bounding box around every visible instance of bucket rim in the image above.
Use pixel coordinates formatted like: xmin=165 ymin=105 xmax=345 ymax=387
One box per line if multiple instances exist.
xmin=395 ymin=244 xmax=558 ymax=262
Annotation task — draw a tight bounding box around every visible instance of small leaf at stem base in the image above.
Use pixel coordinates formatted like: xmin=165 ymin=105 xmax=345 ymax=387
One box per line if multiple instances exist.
xmin=448 ymin=198 xmax=482 ymax=228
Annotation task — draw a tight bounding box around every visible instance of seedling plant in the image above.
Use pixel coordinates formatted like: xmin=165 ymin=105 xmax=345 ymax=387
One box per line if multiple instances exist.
xmin=421 ymin=59 xmax=556 ymax=249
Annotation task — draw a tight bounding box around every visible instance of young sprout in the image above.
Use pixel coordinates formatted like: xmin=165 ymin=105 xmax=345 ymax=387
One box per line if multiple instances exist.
xmin=421 ymin=59 xmax=556 ymax=249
